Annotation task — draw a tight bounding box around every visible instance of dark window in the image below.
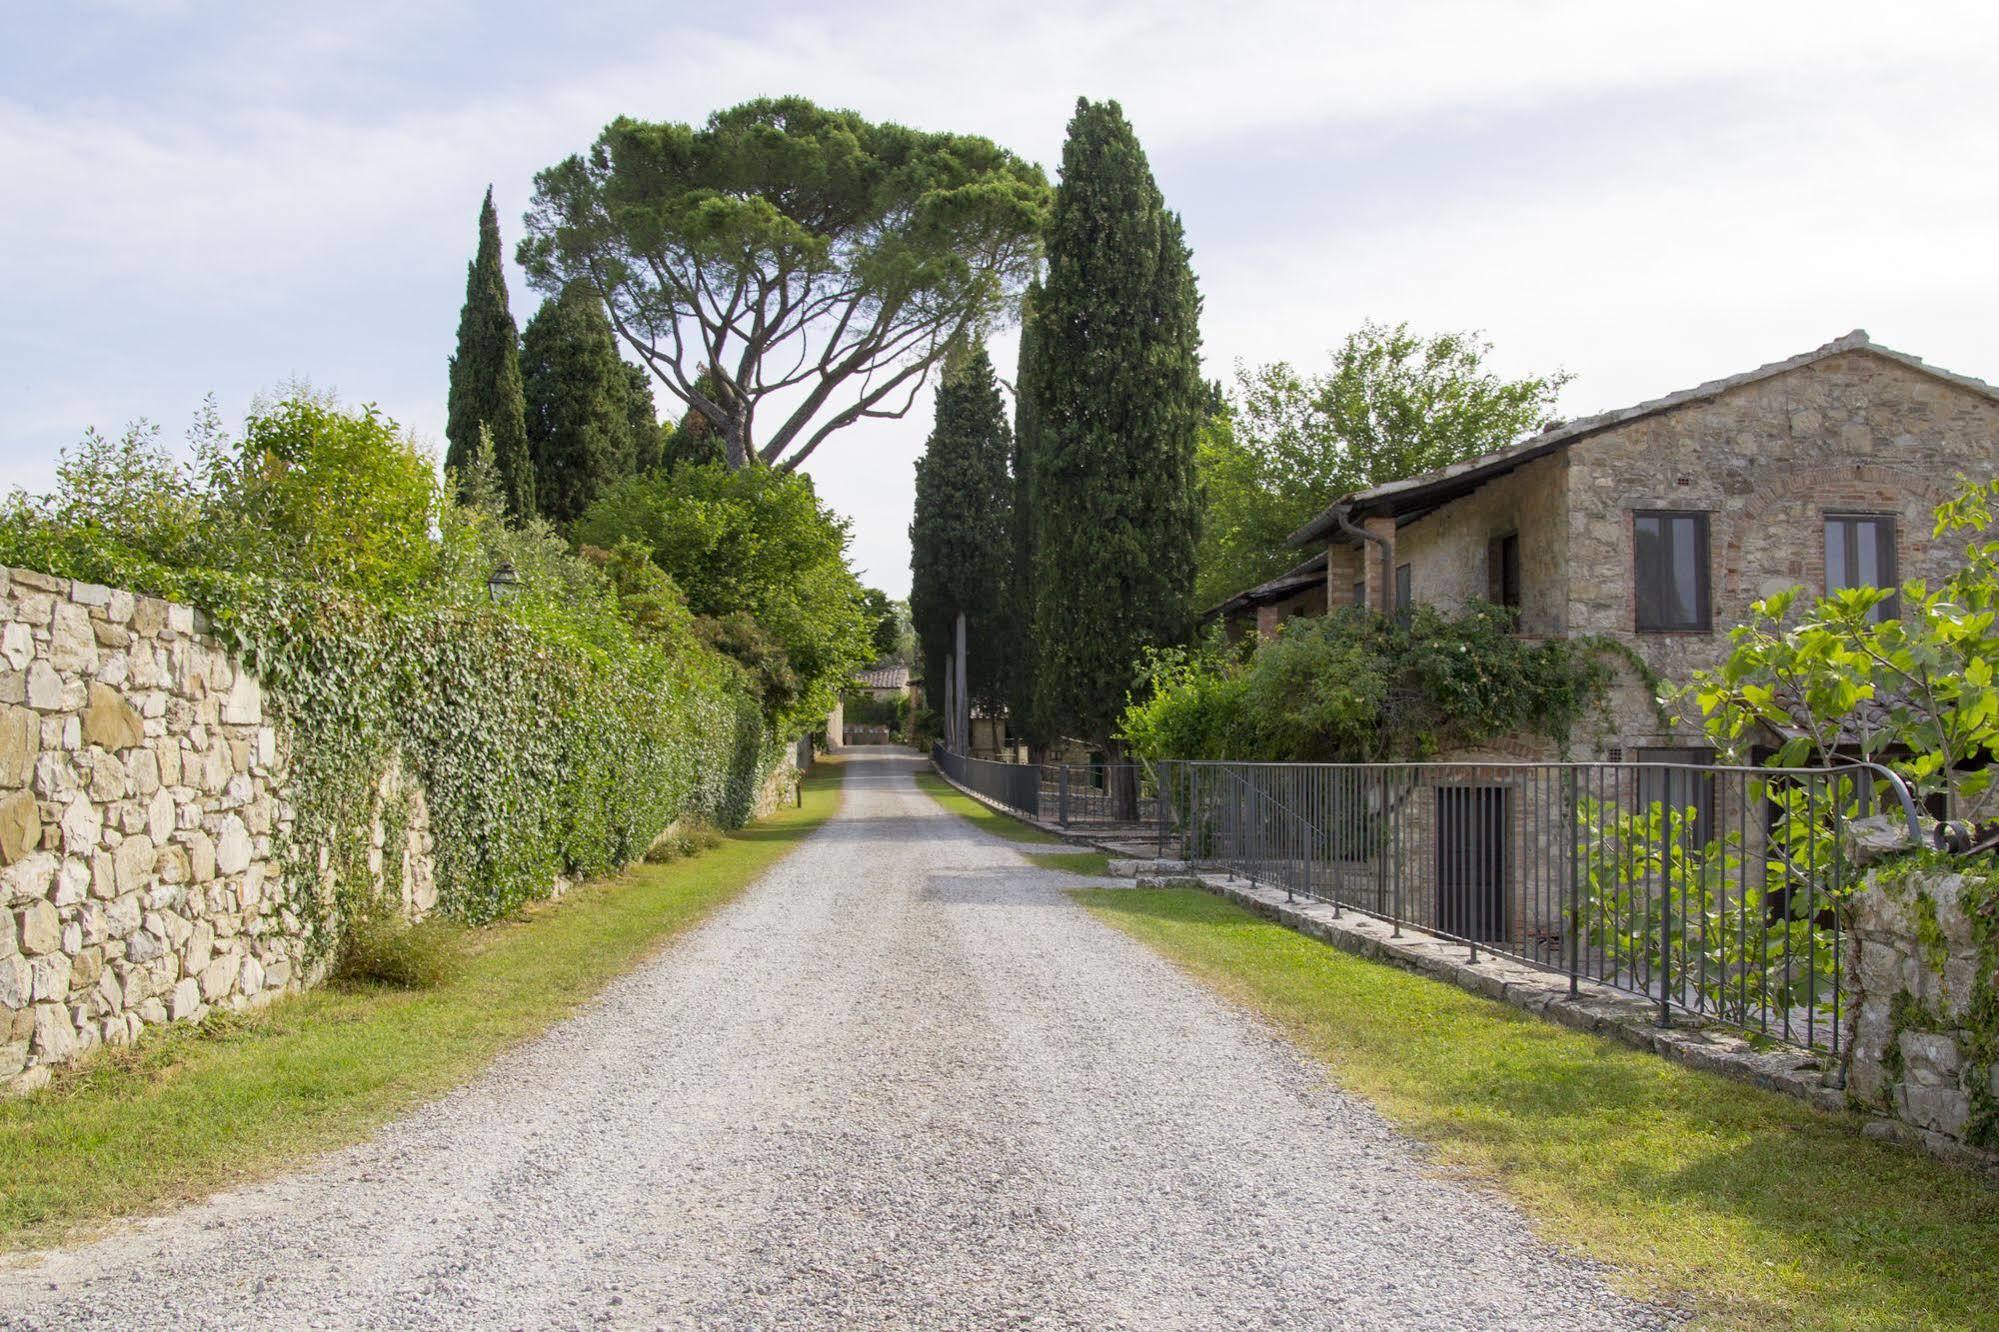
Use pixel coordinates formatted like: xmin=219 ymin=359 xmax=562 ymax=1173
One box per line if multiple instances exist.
xmin=1394 ymin=563 xmax=1412 ymax=617
xmin=1487 ymin=532 xmax=1521 ymax=611
xmin=1353 ymin=579 xmax=1366 ymax=609
xmin=1636 ymin=746 xmax=1716 ymax=844
xmin=1633 ymin=511 xmax=1710 ymax=631
xmin=1825 ymin=514 xmax=1899 ymax=620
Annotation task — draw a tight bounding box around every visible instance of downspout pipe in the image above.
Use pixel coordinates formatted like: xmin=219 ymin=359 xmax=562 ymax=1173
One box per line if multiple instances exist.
xmin=1333 ymin=504 xmax=1394 ymax=614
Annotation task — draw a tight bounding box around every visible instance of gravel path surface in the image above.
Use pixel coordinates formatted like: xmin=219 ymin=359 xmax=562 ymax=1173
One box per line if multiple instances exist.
xmin=0 ymin=750 xmax=1673 ymax=1330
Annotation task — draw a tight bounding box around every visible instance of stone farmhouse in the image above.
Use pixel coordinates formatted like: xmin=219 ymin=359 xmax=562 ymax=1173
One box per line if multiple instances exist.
xmin=1215 ymin=330 xmax=1999 ymax=764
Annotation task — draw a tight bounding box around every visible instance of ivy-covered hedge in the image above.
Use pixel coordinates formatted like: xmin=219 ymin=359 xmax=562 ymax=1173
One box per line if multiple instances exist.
xmin=219 ymin=587 xmax=777 ymax=944
xmin=0 ymin=394 xmax=793 ymax=953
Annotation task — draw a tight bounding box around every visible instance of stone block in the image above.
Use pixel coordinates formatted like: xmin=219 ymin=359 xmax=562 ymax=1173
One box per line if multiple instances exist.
xmin=131 ymin=597 xmax=167 ymax=638
xmin=214 ymin=815 xmax=253 ymax=876
xmin=52 ymin=858 xmax=88 ymax=907
xmin=0 ymin=790 xmax=39 ymax=865
xmin=0 ymin=705 xmax=36 ymax=788
xmin=0 ymin=956 xmax=28 ymax=1009
xmin=126 ymin=747 xmax=160 ymax=797
xmin=58 ymin=796 xmax=100 ymax=855
xmin=198 ymin=953 xmax=237 ymax=1002
xmin=88 ymin=751 xmax=133 ymax=803
xmin=124 ymin=928 xmax=164 ymax=963
xmin=0 ymin=623 xmax=30 ymax=672
xmin=106 ymin=590 xmax=134 ymax=625
xmin=146 ymin=787 xmax=174 ymax=843
xmin=81 ymin=683 xmax=145 ymax=751
xmin=112 ymin=834 xmax=154 ymax=895
xmin=24 ymin=663 xmax=62 ymax=712
xmin=13 ymin=900 xmax=56 ymax=955
xmin=168 ymin=977 xmax=200 ymax=1021
xmin=48 ymin=603 xmax=97 ymax=673
xmin=30 ymin=1002 xmax=74 ymax=1060
xmin=220 ymin=672 xmax=262 ymax=725
xmin=28 ymin=952 xmax=69 ymax=1001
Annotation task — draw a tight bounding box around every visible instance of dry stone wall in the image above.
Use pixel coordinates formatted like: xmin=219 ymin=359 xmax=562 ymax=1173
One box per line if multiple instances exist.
xmin=1844 ymin=864 xmax=1999 ymax=1169
xmin=0 ymin=568 xmax=427 ymax=1094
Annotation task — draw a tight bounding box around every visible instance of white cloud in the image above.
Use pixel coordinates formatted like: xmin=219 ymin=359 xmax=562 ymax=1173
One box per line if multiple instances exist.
xmin=4 ymin=0 xmax=1998 ymax=597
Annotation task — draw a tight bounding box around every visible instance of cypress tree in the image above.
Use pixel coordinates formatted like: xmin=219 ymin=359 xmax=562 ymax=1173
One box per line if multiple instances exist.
xmin=1004 ymin=281 xmax=1046 ymax=747
xmin=622 ymin=363 xmax=663 ymax=474
xmin=446 ymin=187 xmax=535 ymax=519
xmin=521 ymin=281 xmax=640 ymax=525
xmin=1028 ymin=99 xmax=1204 ymax=752
xmin=908 ymin=345 xmax=1014 ymax=718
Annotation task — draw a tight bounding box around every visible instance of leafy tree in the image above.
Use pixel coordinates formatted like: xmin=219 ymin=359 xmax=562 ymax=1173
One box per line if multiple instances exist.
xmin=1028 ymin=99 xmax=1204 ymax=752
xmin=858 ymin=586 xmax=907 ymax=662
xmin=1685 ymin=477 xmax=1999 ymax=823
xmin=215 ymin=392 xmax=442 ymax=604
xmin=446 ymin=187 xmax=535 ymax=518
xmin=908 ymin=345 xmax=1013 ymax=711
xmin=521 ymin=282 xmax=645 ymax=526
xmin=520 ymin=97 xmax=1050 ymax=471
xmin=573 ymin=462 xmax=874 ymax=728
xmin=1195 ymin=323 xmax=1569 ymax=607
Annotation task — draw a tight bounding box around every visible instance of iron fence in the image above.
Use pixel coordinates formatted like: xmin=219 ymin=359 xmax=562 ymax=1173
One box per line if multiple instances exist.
xmin=1152 ymin=758 xmax=1922 ymax=1054
xmin=932 ymin=744 xmax=1043 ymax=815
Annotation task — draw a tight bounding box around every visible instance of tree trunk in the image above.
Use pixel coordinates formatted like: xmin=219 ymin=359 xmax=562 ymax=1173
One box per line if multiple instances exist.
xmin=1106 ymin=736 xmax=1139 ymax=822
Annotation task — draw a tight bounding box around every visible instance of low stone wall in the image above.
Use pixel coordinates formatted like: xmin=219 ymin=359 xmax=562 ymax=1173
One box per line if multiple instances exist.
xmin=0 ymin=569 xmax=307 ymax=1093
xmin=1844 ymin=865 xmax=1999 ymax=1168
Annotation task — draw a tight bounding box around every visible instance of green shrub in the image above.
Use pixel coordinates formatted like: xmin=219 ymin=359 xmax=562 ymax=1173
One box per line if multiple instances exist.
xmin=335 ymin=914 xmax=465 ymax=990
xmin=643 ymin=818 xmax=725 ymax=864
xmin=1122 ymin=606 xmax=1620 ymax=762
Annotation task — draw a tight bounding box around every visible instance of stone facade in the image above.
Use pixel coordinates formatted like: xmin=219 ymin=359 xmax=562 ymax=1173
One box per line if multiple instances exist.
xmin=1311 ymin=339 xmax=1999 ymax=758
xmin=0 ymin=568 xmax=433 ymax=1094
xmin=1844 ymin=865 xmax=1999 ymax=1168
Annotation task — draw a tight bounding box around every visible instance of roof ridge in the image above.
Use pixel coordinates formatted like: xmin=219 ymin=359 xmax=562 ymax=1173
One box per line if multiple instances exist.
xmin=1287 ymin=329 xmax=1999 ymax=547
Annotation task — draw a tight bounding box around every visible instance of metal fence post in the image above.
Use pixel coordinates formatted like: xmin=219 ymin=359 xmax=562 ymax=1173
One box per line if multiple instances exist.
xmin=1058 ymin=766 xmax=1070 ymax=828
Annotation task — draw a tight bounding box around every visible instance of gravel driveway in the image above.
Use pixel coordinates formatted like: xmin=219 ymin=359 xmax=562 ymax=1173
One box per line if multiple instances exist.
xmin=0 ymin=750 xmax=1673 ymax=1330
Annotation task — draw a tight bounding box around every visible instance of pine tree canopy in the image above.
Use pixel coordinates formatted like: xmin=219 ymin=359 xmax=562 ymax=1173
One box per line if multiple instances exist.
xmin=520 ymin=281 xmax=644 ymax=526
xmin=1028 ymin=98 xmax=1204 ymax=749
xmin=908 ymin=344 xmax=1014 ymax=712
xmin=519 ymin=97 xmax=1050 ymax=472
xmin=446 ymin=186 xmax=535 ymax=520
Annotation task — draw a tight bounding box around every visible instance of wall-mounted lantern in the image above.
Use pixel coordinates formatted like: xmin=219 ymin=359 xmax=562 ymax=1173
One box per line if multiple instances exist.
xmin=486 ymin=560 xmax=522 ymax=605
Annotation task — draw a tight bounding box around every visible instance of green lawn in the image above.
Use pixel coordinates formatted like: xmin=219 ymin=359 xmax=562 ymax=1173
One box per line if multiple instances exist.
xmin=1078 ymin=886 xmax=1999 ymax=1332
xmin=0 ymin=758 xmax=845 ymax=1254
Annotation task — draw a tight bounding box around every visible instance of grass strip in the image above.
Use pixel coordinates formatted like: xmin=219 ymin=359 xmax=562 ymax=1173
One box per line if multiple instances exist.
xmin=1078 ymin=886 xmax=1999 ymax=1332
xmin=913 ymin=769 xmax=1066 ymax=844
xmin=1024 ymin=850 xmax=1112 ymax=876
xmin=0 ymin=758 xmax=846 ymax=1254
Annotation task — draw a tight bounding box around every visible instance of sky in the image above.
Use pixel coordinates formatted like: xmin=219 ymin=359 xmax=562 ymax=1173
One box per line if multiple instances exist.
xmin=5 ymin=0 xmax=1998 ymax=598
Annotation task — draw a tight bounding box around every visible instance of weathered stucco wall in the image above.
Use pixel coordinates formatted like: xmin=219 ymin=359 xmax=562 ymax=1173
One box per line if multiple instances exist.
xmin=0 ymin=568 xmax=435 ymax=1094
xmin=1565 ymin=349 xmax=1999 ymax=752
xmin=1844 ymin=864 xmax=1999 ymax=1169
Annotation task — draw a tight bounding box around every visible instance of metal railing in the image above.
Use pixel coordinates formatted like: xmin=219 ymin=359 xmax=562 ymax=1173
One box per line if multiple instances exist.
xmin=932 ymin=744 xmax=1044 ymax=816
xmin=1152 ymin=757 xmax=1923 ymax=1055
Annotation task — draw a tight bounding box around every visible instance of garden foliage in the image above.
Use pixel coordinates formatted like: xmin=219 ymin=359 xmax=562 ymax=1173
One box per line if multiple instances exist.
xmin=0 ymin=394 xmax=785 ymax=952
xmin=1119 ymin=605 xmax=1618 ymax=763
